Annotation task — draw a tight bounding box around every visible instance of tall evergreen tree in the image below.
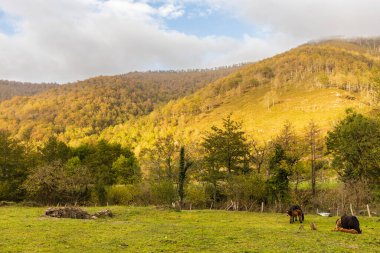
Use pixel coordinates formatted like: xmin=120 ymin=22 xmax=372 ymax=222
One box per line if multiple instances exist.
xmin=202 ymin=115 xmax=250 ymax=175
xmin=202 ymin=115 xmax=250 ymax=204
xmin=305 ymin=121 xmax=324 ymax=197
xmin=178 ymin=147 xmax=192 ymax=207
xmin=267 ymin=145 xmax=291 ymax=204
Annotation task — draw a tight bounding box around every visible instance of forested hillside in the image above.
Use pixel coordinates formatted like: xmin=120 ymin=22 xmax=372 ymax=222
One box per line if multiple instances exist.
xmin=2 ymin=39 xmax=379 ymax=147
xmin=0 ymin=80 xmax=56 ymax=102
xmin=100 ymin=39 xmax=380 ymax=151
xmin=0 ymin=67 xmax=241 ymax=143
xmin=1 ymin=38 xmax=380 ymax=211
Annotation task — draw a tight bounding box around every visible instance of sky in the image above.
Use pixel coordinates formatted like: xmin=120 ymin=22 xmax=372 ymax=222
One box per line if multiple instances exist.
xmin=0 ymin=0 xmax=379 ymax=83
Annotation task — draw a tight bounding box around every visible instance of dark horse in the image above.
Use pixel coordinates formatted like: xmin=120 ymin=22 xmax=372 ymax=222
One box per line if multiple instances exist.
xmin=287 ymin=205 xmax=304 ymax=223
xmin=335 ymin=214 xmax=362 ymax=234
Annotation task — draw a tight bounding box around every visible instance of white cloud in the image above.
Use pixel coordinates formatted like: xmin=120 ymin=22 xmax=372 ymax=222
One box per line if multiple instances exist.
xmin=1 ymin=0 xmax=280 ymax=83
xmin=157 ymin=3 xmax=184 ymax=19
xmin=0 ymin=0 xmax=378 ymax=83
xmin=205 ymin=0 xmax=380 ymax=40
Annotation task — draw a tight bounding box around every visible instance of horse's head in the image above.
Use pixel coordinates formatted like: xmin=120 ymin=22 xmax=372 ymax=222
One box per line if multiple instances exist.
xmin=335 ymin=218 xmax=342 ymax=229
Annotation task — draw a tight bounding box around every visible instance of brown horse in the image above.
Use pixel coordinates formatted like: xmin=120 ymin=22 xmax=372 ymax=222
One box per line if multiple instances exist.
xmin=287 ymin=205 xmax=304 ymax=224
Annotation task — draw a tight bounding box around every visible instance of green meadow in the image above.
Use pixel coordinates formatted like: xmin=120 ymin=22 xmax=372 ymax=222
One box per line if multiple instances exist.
xmin=0 ymin=206 xmax=379 ymax=252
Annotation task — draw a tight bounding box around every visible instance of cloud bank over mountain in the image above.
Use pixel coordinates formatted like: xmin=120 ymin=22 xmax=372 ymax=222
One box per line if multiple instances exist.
xmin=0 ymin=0 xmax=378 ymax=83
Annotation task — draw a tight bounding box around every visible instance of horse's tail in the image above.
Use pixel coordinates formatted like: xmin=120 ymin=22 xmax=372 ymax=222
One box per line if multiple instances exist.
xmin=301 ymin=212 xmax=305 ymax=221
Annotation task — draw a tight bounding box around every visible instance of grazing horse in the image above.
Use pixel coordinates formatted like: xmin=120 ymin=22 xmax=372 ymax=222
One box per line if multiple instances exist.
xmin=287 ymin=205 xmax=304 ymax=224
xmin=335 ymin=214 xmax=362 ymax=234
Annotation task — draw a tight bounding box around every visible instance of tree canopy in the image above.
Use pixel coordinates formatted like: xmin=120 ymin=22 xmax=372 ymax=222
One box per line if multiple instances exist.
xmin=327 ymin=110 xmax=380 ymax=182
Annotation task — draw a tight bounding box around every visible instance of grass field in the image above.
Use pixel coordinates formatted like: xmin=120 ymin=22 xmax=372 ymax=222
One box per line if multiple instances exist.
xmin=0 ymin=206 xmax=379 ymax=252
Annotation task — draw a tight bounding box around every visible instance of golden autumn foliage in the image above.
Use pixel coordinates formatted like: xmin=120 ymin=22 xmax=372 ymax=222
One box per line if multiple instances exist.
xmin=1 ymin=38 xmax=380 ymax=149
xmin=0 ymin=68 xmax=240 ymax=143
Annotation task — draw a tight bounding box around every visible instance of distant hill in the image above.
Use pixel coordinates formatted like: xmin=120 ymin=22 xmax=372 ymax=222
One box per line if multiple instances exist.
xmin=0 ymin=67 xmax=242 ymax=142
xmin=0 ymin=80 xmax=56 ymax=102
xmin=1 ymin=39 xmax=379 ymax=148
xmin=99 ymin=39 xmax=380 ymax=151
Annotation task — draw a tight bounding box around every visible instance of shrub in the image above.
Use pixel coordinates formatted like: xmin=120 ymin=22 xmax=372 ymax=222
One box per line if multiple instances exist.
xmin=150 ymin=180 xmax=177 ymax=205
xmin=223 ymin=174 xmax=266 ymax=211
xmin=106 ymin=185 xmax=140 ymax=205
xmin=185 ymin=183 xmax=210 ymax=209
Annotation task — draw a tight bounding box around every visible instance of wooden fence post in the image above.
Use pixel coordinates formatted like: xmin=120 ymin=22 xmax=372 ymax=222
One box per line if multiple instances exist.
xmin=261 ymin=202 xmax=264 ymax=213
xmin=366 ymin=204 xmax=372 ymax=217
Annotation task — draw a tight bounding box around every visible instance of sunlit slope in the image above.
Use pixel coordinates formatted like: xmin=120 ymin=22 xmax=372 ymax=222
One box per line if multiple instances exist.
xmin=1 ymin=38 xmax=377 ymax=147
xmin=100 ymin=39 xmax=379 ymax=149
xmin=101 ymin=85 xmax=370 ymax=151
xmin=0 ymin=68 xmax=240 ymax=142
xmin=179 ymin=86 xmax=370 ymax=140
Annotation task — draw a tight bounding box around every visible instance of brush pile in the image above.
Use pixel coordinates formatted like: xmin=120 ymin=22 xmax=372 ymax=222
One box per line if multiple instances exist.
xmin=44 ymin=207 xmax=113 ymax=219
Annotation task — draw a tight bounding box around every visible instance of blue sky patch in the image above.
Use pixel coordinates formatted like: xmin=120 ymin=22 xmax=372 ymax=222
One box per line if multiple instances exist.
xmin=155 ymin=2 xmax=260 ymax=38
xmin=0 ymin=9 xmax=17 ymax=35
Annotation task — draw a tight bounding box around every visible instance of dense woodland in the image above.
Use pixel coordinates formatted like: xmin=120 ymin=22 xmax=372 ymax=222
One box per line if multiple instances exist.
xmin=1 ymin=40 xmax=379 ymax=146
xmin=100 ymin=39 xmax=380 ymax=150
xmin=1 ymin=39 xmax=380 ymax=212
xmin=1 ymin=111 xmax=379 ymax=212
xmin=0 ymin=80 xmax=56 ymax=103
xmin=0 ymin=68 xmax=241 ymax=143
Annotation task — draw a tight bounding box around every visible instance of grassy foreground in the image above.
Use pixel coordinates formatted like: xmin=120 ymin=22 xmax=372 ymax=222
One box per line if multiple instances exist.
xmin=0 ymin=206 xmax=379 ymax=252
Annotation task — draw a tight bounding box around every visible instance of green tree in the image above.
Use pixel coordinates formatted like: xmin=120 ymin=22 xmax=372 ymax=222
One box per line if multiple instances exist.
xmin=140 ymin=134 xmax=182 ymax=207
xmin=112 ymin=154 xmax=141 ymax=184
xmin=0 ymin=131 xmax=27 ymax=201
xmin=80 ymin=140 xmax=126 ymax=185
xmin=267 ymin=123 xmax=304 ymax=208
xmin=185 ymin=184 xmax=209 ymax=209
xmin=140 ymin=134 xmax=177 ymax=181
xmin=151 ymin=180 xmax=177 ymax=205
xmin=305 ymin=121 xmax=324 ymax=197
xmin=223 ymin=174 xmax=266 ymax=211
xmin=201 ymin=115 xmax=250 ymax=204
xmin=202 ymin=115 xmax=250 ymax=175
xmin=39 ymin=136 xmax=71 ymax=163
xmin=73 ymin=140 xmax=137 ymax=205
xmin=23 ymin=161 xmax=92 ymax=205
xmin=249 ymin=138 xmax=268 ymax=175
xmin=23 ymin=162 xmax=65 ymax=204
xmin=64 ymin=157 xmax=92 ymax=203
xmin=326 ymin=110 xmax=380 ymax=182
xmin=267 ymin=145 xmax=291 ymax=205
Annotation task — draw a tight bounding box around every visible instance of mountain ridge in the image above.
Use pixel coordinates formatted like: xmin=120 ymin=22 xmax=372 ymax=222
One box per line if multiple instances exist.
xmin=0 ymin=67 xmax=242 ymax=142
xmin=0 ymin=39 xmax=379 ymax=149
xmin=97 ymin=39 xmax=380 ymax=152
